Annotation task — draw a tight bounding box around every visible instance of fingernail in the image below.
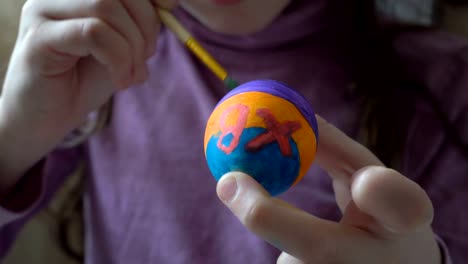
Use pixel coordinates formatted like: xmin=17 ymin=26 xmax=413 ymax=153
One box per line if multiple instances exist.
xmin=218 ymin=175 xmax=238 ymax=203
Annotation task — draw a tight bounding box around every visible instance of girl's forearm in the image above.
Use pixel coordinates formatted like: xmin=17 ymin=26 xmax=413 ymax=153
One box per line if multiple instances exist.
xmin=0 ymin=98 xmax=65 ymax=197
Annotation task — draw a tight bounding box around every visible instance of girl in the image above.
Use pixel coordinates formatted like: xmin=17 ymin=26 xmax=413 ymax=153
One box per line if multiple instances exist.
xmin=1 ymin=0 xmax=467 ymax=263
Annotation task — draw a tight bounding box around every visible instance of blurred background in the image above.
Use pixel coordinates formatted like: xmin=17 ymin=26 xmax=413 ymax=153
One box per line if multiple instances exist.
xmin=0 ymin=1 xmax=467 ymax=263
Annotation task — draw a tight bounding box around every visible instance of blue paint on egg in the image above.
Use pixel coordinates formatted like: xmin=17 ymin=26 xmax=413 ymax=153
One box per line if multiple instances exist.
xmin=206 ymin=127 xmax=300 ymax=196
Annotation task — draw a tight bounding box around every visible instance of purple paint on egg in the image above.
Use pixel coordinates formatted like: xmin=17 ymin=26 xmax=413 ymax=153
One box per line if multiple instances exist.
xmin=216 ymin=79 xmax=319 ymax=141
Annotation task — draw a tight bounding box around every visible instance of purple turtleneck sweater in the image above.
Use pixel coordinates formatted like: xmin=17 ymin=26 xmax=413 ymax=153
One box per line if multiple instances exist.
xmin=1 ymin=1 xmax=467 ymax=263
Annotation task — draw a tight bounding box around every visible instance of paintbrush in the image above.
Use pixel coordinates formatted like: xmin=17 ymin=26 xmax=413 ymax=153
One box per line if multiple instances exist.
xmin=156 ymin=8 xmax=239 ymax=90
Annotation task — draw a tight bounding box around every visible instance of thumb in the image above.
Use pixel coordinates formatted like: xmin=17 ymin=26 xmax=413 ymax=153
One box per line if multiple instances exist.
xmin=342 ymin=166 xmax=434 ymax=236
xmin=216 ymin=172 xmax=272 ymax=231
xmin=216 ymin=172 xmax=380 ymax=263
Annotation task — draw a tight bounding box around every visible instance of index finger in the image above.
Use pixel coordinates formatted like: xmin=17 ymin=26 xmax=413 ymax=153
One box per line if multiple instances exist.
xmin=121 ymin=0 xmax=160 ymax=58
xmin=314 ymin=115 xmax=384 ymax=181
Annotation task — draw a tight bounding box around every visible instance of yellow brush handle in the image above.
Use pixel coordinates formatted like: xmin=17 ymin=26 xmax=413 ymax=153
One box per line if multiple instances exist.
xmin=185 ymin=38 xmax=228 ymax=80
xmin=156 ymin=8 xmax=228 ymax=81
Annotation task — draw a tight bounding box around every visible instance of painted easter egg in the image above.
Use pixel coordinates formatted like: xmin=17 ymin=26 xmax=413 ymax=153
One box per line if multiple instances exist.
xmin=204 ymin=80 xmax=319 ymax=196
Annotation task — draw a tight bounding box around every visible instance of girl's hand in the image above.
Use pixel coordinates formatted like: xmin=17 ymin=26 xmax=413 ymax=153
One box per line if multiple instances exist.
xmin=0 ymin=0 xmax=176 ymax=191
xmin=1 ymin=0 xmax=176 ymax=135
xmin=217 ymin=116 xmax=441 ymax=264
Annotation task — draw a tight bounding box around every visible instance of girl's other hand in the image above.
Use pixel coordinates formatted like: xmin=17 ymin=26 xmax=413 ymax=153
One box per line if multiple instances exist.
xmin=0 ymin=0 xmax=177 ymax=193
xmin=1 ymin=0 xmax=177 ymax=135
xmin=217 ymin=115 xmax=441 ymax=264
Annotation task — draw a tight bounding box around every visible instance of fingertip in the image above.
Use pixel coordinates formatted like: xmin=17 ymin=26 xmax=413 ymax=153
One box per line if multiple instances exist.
xmin=351 ymin=166 xmax=434 ymax=233
xmin=217 ymin=171 xmax=269 ymax=202
xmin=216 ymin=171 xmax=273 ymax=229
xmin=217 ymin=172 xmax=239 ymax=204
xmin=315 ymin=113 xmax=325 ymax=123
